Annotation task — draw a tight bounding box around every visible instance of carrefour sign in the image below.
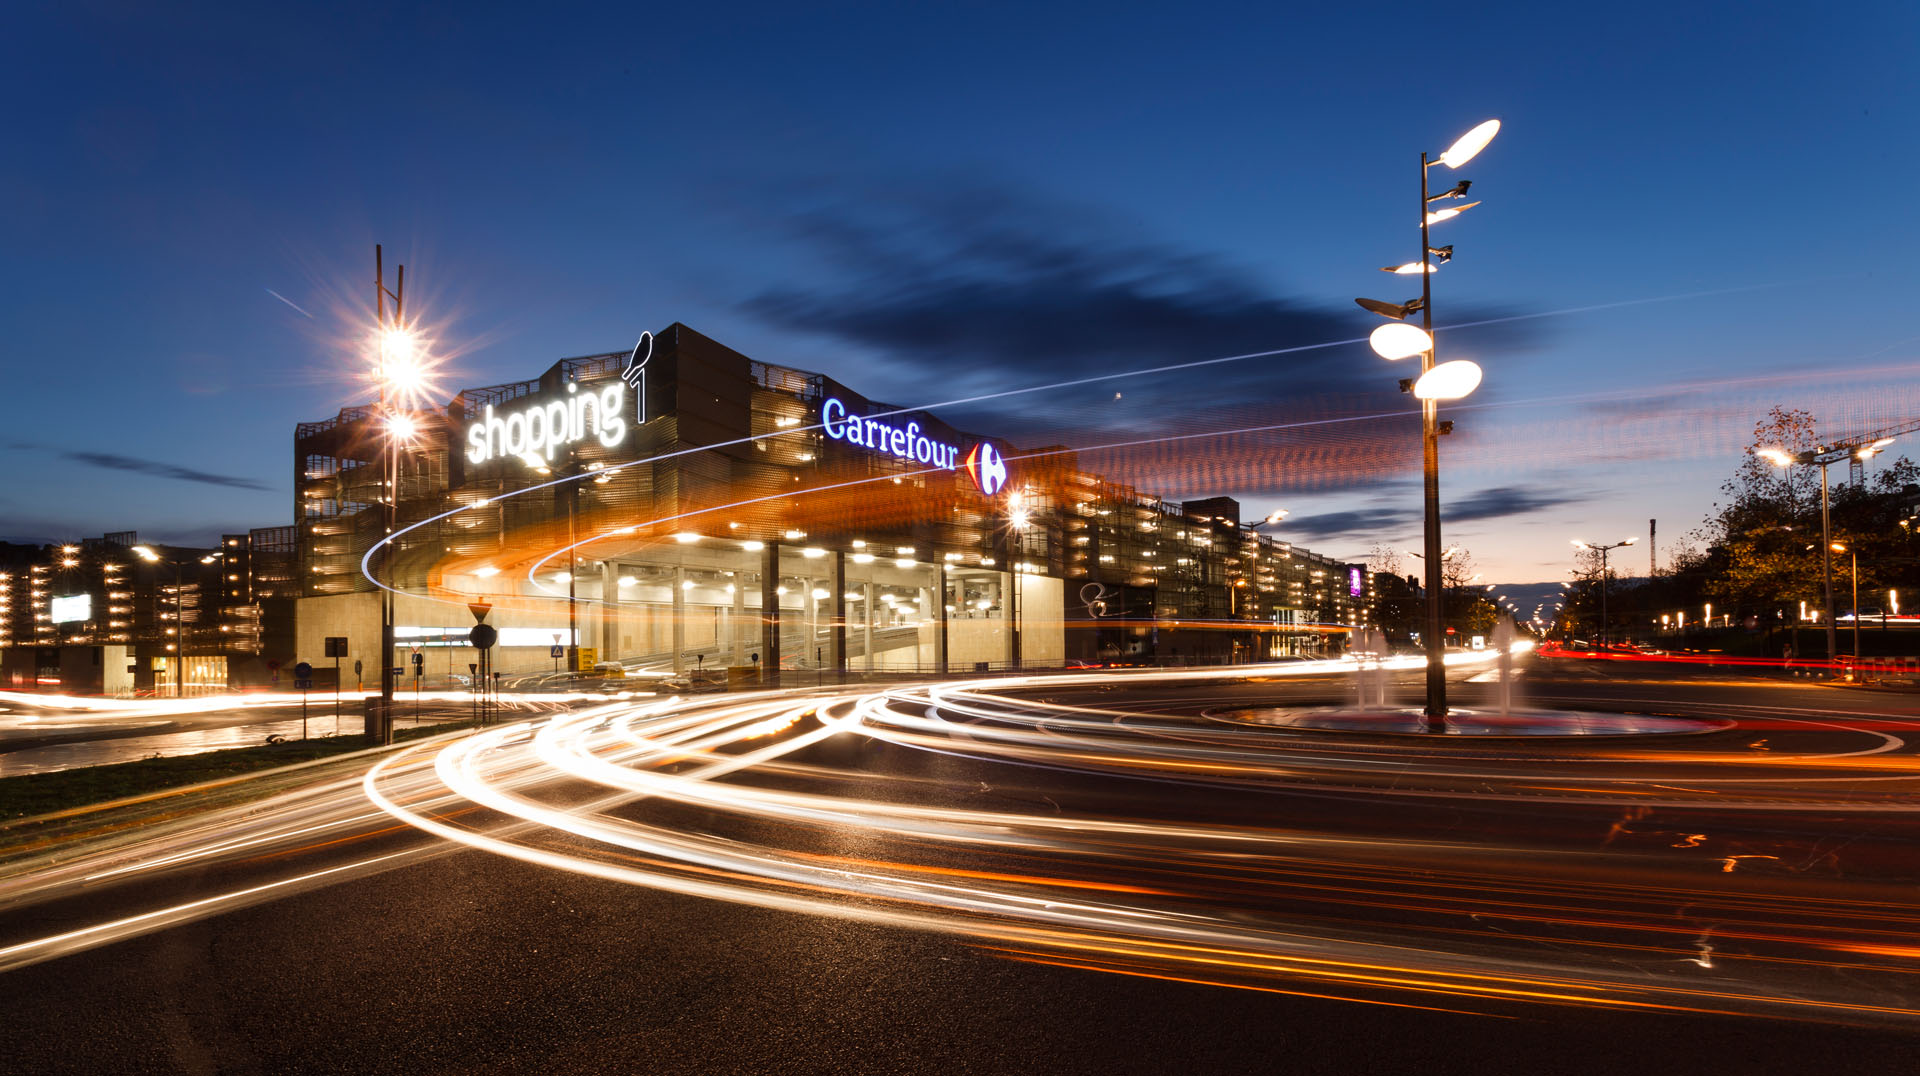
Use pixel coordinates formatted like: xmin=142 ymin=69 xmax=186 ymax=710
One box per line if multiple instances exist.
xmin=821 ymin=398 xmax=1007 ymax=495
xmin=467 ymin=381 xmax=628 ymax=464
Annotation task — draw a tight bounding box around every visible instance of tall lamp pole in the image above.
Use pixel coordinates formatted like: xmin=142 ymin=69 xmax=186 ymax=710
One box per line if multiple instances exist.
xmin=1356 ymin=119 xmax=1501 ymax=731
xmin=1832 ymin=542 xmax=1860 ymax=662
xmin=132 ymin=546 xmax=217 ymax=696
xmin=371 ymin=245 xmax=427 ymax=743
xmin=1571 ymin=537 xmax=1636 ymax=647
xmin=1758 ymin=436 xmax=1896 ymax=664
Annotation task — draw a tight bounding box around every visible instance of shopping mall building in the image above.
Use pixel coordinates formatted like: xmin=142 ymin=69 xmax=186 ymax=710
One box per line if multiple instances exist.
xmin=288 ymin=324 xmax=1368 ymax=685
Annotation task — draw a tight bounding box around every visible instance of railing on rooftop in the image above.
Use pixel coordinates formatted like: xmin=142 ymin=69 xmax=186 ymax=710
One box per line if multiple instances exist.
xmin=752 ymin=361 xmax=818 ymax=396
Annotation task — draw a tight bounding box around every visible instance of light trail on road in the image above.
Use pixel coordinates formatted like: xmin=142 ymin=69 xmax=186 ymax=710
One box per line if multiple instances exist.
xmin=347 ymin=664 xmax=1920 ymax=1026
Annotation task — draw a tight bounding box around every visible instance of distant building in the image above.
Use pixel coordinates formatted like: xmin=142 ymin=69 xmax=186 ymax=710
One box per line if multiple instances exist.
xmin=0 ymin=529 xmax=298 ymax=694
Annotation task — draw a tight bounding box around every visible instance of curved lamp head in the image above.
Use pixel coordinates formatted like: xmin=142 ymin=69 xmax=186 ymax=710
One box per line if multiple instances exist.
xmin=1369 ymin=323 xmax=1432 ymax=360
xmin=1755 ymin=447 xmax=1795 ymax=468
xmin=1423 ymin=201 xmax=1481 ymax=226
xmin=1356 ymin=296 xmax=1424 ymax=320
xmin=1439 ymin=119 xmax=1501 ymax=169
xmin=1382 ymin=262 xmax=1437 ymax=274
xmin=1412 ymin=359 xmax=1482 ymax=399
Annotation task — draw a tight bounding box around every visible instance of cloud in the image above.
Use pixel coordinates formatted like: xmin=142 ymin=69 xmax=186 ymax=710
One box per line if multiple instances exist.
xmin=739 ymin=183 xmax=1544 ymax=437
xmin=1278 ymin=484 xmax=1583 ymax=544
xmin=1448 ymin=485 xmax=1584 ymax=522
xmin=1280 ymin=506 xmax=1422 ymax=541
xmin=60 ymin=451 xmax=271 ymax=491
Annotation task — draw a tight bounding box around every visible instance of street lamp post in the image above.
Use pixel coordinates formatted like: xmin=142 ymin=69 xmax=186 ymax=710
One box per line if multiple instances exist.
xmin=1832 ymin=542 xmax=1860 ymax=663
xmin=1571 ymin=537 xmax=1636 ymax=648
xmin=374 ymin=248 xmax=406 ymax=740
xmin=1356 ymin=119 xmax=1500 ymax=731
xmin=131 ymin=545 xmax=218 ymax=697
xmin=1757 ymin=436 xmax=1896 ymax=664
xmin=368 ymin=245 xmax=438 ymax=741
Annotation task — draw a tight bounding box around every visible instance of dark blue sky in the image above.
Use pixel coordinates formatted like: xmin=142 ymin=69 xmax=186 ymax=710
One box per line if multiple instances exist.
xmin=4 ymin=1 xmax=1917 ymax=581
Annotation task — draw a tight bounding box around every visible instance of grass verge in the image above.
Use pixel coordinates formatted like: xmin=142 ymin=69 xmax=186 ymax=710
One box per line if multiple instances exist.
xmin=0 ymin=720 xmax=477 ymax=823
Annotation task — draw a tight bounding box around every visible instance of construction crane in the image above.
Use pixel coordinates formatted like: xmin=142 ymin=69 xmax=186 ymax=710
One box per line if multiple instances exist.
xmin=1842 ymin=417 xmax=1920 ymax=485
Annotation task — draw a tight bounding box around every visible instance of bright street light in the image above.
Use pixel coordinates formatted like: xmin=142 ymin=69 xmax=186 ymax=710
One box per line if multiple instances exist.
xmin=1422 ymin=201 xmax=1480 ymax=226
xmin=1438 ymin=120 xmax=1502 ymax=168
xmin=1354 ymin=117 xmax=1501 ymax=730
xmin=1412 ymin=359 xmax=1483 ymax=400
xmin=387 ymin=413 xmax=419 ymax=442
xmin=1369 ymin=323 xmax=1433 ymax=359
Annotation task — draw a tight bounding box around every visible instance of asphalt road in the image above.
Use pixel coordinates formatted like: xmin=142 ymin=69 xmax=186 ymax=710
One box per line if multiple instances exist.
xmin=3 ymin=657 xmax=1917 ymax=1075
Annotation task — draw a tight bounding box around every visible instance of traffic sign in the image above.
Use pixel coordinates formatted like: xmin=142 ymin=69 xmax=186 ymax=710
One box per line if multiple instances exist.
xmin=391 ymin=666 xmax=404 ymax=677
xmin=295 ymin=678 xmax=314 ymax=690
xmin=324 ymin=637 xmax=348 ymax=658
xmin=294 ymin=662 xmax=313 ymax=680
xmin=550 ymin=645 xmax=565 ymax=658
xmin=411 ymin=652 xmax=425 ymax=666
xmin=469 ymin=624 xmax=498 ymax=649
xmin=468 ymin=602 xmax=492 ymax=623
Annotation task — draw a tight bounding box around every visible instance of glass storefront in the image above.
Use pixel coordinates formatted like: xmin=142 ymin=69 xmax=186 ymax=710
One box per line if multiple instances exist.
xmin=150 ymin=655 xmax=228 ymax=697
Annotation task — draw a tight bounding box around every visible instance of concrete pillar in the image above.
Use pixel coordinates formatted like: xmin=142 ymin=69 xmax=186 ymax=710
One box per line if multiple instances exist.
xmin=601 ymin=562 xmax=619 ymax=661
xmin=731 ymin=569 xmax=748 ymax=666
xmin=671 ymin=564 xmax=686 ymax=673
xmin=806 ymin=580 xmax=820 ymax=671
xmin=863 ymin=580 xmax=875 ymax=674
xmin=761 ymin=541 xmax=781 ymax=688
xmin=917 ymin=583 xmax=933 ymax=673
xmin=1007 ymin=570 xmax=1021 ymax=669
xmin=831 ymin=551 xmax=847 ymax=681
xmin=937 ymin=563 xmax=949 ymax=676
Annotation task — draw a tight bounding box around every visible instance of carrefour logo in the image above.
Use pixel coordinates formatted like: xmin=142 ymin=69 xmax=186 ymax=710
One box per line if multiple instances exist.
xmin=820 ymin=397 xmax=1008 ymax=496
xmin=964 ymin=442 xmax=1007 ymax=496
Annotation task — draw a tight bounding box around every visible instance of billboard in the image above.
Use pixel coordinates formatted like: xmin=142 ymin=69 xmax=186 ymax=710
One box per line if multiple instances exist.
xmin=51 ymin=593 xmax=91 ymax=624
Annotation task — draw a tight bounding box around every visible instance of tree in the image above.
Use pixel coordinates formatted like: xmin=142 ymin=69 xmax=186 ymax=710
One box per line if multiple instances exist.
xmin=1365 ymin=545 xmax=1420 ymax=645
xmin=1689 ymin=406 xmax=1920 ymax=650
xmin=1701 ymin=407 xmax=1824 ymax=617
xmin=1436 ymin=548 xmax=1491 ymax=637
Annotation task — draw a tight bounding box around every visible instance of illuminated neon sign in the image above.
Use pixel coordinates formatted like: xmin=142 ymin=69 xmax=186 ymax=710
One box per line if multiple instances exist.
xmin=467 ymin=381 xmax=628 ymax=464
xmin=821 ymin=398 xmax=961 ymax=469
xmin=820 ymin=397 xmax=1009 ymax=495
xmin=620 ymin=331 xmax=651 ymax=422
